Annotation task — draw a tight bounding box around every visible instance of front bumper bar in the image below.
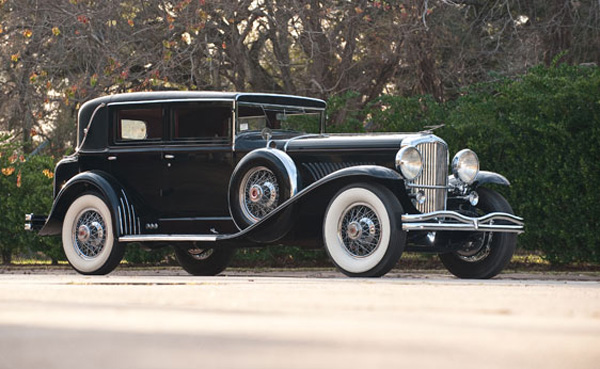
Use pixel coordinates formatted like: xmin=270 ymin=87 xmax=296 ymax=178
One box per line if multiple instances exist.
xmin=401 ymin=211 xmax=524 ymax=234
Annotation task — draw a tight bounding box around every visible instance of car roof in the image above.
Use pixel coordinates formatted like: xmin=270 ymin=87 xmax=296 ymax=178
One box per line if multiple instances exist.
xmin=77 ymin=91 xmax=326 ymax=150
xmin=82 ymin=91 xmax=326 ymax=109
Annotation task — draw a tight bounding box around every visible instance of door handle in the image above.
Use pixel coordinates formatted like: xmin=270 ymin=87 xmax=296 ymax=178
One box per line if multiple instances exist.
xmin=108 ymin=156 xmax=117 ymax=161
xmin=164 ymin=154 xmax=175 ymax=159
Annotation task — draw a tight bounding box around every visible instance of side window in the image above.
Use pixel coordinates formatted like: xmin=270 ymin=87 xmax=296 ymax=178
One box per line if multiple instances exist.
xmin=116 ymin=107 xmax=163 ymax=142
xmin=173 ymin=103 xmax=231 ymax=142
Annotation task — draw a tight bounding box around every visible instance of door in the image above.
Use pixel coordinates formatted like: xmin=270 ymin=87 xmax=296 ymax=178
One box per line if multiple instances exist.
xmin=108 ymin=104 xmax=166 ymax=216
xmin=162 ymin=101 xmax=235 ymax=218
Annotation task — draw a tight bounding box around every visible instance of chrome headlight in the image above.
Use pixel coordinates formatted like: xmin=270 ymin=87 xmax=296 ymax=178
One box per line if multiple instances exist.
xmin=395 ymin=146 xmax=423 ymax=180
xmin=452 ymin=149 xmax=479 ymax=184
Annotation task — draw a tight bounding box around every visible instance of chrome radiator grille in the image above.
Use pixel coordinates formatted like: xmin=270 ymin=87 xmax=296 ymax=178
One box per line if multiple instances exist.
xmin=408 ymin=140 xmax=449 ymax=213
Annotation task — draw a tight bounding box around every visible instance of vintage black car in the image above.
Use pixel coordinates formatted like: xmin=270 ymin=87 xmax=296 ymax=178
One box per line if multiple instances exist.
xmin=25 ymin=91 xmax=523 ymax=278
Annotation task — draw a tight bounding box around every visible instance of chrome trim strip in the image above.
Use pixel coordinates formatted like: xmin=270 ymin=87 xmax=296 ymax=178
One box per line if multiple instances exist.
xmin=236 ymin=101 xmax=326 ymax=111
xmin=406 ymin=183 xmax=450 ymax=189
xmin=231 ymin=100 xmax=236 ymax=151
xmin=117 ymin=207 xmax=124 ymax=235
xmin=236 ymin=93 xmax=326 ymax=104
xmin=119 ymin=197 xmax=129 ymax=235
xmin=131 ymin=205 xmax=137 ymax=234
xmin=283 ymin=134 xmax=328 ymax=152
xmin=159 ymin=216 xmax=234 ymax=221
xmin=107 ymin=98 xmax=236 ymax=107
xmin=402 ymin=211 xmax=524 ymax=234
xmin=119 ymin=235 xmax=218 ymax=242
xmin=119 ymin=198 xmax=128 ymax=234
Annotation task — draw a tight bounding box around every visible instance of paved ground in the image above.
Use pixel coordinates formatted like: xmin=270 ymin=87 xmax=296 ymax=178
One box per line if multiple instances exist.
xmin=0 ymin=270 xmax=599 ymax=369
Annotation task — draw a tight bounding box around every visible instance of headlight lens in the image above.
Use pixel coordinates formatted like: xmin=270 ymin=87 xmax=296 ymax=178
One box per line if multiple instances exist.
xmin=452 ymin=149 xmax=479 ymax=184
xmin=395 ymin=146 xmax=423 ymax=180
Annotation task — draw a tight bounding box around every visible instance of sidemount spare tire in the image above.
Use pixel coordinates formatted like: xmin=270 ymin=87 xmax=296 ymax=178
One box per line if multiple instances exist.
xmin=228 ymin=148 xmax=298 ymax=230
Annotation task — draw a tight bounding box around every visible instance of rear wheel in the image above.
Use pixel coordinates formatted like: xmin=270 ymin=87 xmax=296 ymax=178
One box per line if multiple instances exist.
xmin=439 ymin=187 xmax=517 ymax=279
xmin=323 ymin=183 xmax=405 ymax=277
xmin=174 ymin=245 xmax=235 ymax=276
xmin=62 ymin=193 xmax=124 ymax=275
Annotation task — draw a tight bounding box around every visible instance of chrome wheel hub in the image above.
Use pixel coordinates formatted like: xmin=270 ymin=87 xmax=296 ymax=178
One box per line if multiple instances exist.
xmin=73 ymin=210 xmax=106 ymax=258
xmin=249 ymin=185 xmax=264 ymax=203
xmin=77 ymin=225 xmax=90 ymax=243
xmin=339 ymin=204 xmax=381 ymax=258
xmin=346 ymin=221 xmax=362 ymax=240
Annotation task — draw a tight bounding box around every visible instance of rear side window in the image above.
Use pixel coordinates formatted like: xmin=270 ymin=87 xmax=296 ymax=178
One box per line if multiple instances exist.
xmin=173 ymin=102 xmax=231 ymax=143
xmin=116 ymin=107 xmax=163 ymax=142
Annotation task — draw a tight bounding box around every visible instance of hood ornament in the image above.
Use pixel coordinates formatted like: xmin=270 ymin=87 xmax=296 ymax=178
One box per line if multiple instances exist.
xmin=422 ymin=124 xmax=444 ymax=134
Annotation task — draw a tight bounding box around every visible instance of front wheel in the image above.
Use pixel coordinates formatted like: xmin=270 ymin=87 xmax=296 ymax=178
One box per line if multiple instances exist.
xmin=174 ymin=245 xmax=235 ymax=276
xmin=323 ymin=183 xmax=406 ymax=277
xmin=62 ymin=193 xmax=124 ymax=275
xmin=439 ymin=187 xmax=517 ymax=279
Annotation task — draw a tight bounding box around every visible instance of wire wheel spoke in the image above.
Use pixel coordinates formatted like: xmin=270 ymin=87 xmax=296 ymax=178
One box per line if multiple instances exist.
xmin=340 ymin=204 xmax=381 ymax=258
xmin=240 ymin=167 xmax=280 ymax=221
xmin=73 ymin=209 xmax=106 ymax=258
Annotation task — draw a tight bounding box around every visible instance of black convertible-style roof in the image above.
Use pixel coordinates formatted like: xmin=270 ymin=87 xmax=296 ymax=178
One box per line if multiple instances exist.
xmin=77 ymin=91 xmax=326 ymax=150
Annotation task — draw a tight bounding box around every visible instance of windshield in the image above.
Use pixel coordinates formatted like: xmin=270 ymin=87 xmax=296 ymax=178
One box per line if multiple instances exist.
xmin=237 ymin=103 xmax=323 ymax=135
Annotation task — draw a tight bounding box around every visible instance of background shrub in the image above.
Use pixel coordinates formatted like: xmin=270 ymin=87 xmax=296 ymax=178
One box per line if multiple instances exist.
xmin=357 ymin=64 xmax=600 ymax=264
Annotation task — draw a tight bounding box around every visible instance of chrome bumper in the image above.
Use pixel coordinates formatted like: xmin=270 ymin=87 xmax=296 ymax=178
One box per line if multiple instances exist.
xmin=402 ymin=211 xmax=524 ymax=234
xmin=24 ymin=213 xmax=47 ymax=231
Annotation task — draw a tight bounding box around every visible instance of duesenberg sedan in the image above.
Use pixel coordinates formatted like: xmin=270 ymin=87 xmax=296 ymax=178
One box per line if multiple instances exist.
xmin=25 ymin=91 xmax=523 ymax=278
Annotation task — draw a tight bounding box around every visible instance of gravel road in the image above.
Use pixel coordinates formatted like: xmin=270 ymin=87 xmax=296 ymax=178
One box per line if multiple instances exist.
xmin=0 ymin=270 xmax=599 ymax=369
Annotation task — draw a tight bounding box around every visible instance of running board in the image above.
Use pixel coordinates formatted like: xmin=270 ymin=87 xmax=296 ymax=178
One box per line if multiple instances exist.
xmin=119 ymin=234 xmax=219 ymax=242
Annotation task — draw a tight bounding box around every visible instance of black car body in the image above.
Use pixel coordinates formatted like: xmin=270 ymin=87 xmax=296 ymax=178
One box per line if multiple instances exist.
xmin=26 ymin=91 xmax=523 ymax=277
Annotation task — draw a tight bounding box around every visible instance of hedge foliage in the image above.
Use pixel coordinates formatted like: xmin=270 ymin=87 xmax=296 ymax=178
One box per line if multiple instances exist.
xmin=0 ymin=135 xmax=61 ymax=264
xmin=1 ymin=64 xmax=598 ymax=265
xmin=354 ymin=64 xmax=600 ymax=264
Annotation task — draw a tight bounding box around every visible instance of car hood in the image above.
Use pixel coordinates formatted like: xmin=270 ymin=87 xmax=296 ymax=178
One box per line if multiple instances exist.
xmin=281 ymin=132 xmax=428 ymax=152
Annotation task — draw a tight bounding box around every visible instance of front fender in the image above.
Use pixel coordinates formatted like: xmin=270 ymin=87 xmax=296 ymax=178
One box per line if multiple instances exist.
xmin=39 ymin=171 xmax=137 ymax=237
xmin=223 ymin=165 xmax=405 ymax=244
xmin=473 ymin=170 xmax=511 ymax=187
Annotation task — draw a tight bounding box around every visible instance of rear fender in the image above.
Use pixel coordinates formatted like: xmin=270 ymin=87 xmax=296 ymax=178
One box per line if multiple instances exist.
xmin=39 ymin=171 xmax=138 ymax=237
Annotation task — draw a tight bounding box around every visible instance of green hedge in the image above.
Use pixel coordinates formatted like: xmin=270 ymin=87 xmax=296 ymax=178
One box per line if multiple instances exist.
xmin=355 ymin=64 xmax=600 ymax=264
xmin=2 ymin=64 xmax=598 ymax=265
xmin=0 ymin=137 xmax=62 ymax=264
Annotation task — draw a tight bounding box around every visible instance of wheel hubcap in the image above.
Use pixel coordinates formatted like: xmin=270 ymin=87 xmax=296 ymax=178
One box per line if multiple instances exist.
xmin=339 ymin=204 xmax=381 ymax=258
xmin=77 ymin=225 xmax=90 ymax=243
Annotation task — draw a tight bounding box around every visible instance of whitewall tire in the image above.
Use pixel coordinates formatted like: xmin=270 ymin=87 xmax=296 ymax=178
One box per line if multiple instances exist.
xmin=323 ymin=183 xmax=405 ymax=277
xmin=62 ymin=193 xmax=124 ymax=275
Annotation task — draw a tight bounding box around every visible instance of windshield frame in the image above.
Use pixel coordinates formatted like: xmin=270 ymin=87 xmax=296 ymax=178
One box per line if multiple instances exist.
xmin=235 ymin=101 xmax=326 ymax=140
